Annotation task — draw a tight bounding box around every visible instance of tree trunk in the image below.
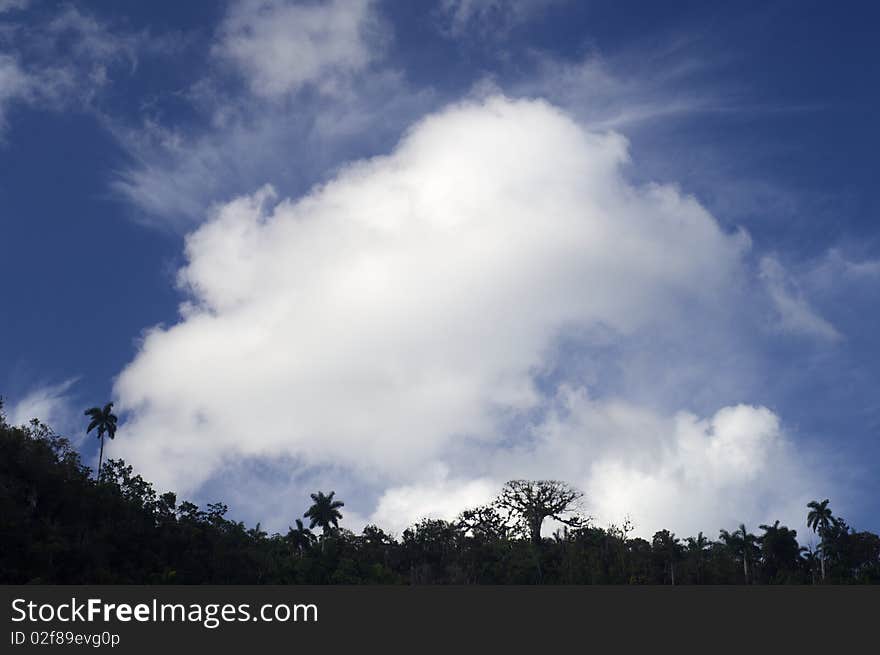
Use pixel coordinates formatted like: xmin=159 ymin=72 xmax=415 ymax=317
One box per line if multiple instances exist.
xmin=529 ymin=517 xmax=543 ymax=547
xmin=743 ymin=557 xmax=749 ymax=584
xmin=670 ymin=561 xmax=675 ymax=586
xmin=529 ymin=517 xmax=544 ymax=583
xmin=820 ymin=555 xmax=826 ymax=581
xmin=97 ymin=436 xmax=104 ymax=479
xmin=529 ymin=516 xmax=544 ymax=584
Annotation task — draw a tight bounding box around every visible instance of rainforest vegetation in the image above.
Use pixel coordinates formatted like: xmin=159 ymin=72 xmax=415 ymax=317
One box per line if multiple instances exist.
xmin=2 ymin=401 xmax=878 ymax=585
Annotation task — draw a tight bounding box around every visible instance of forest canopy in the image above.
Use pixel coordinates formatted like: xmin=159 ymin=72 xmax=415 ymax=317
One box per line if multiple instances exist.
xmin=1 ymin=400 xmax=878 ymax=585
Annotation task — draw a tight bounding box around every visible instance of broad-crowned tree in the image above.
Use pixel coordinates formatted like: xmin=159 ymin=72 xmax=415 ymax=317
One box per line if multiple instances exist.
xmin=495 ymin=480 xmax=585 ymax=547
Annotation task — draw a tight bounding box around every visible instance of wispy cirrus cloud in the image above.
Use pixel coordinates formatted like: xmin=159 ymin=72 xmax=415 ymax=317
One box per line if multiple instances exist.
xmin=436 ymin=0 xmax=570 ymax=37
xmin=106 ymin=0 xmax=434 ymax=230
xmin=213 ymin=0 xmax=382 ymax=98
xmin=6 ymin=378 xmax=80 ymax=438
xmin=108 ymin=67 xmax=434 ymax=231
xmin=809 ymin=248 xmax=880 ymax=285
xmin=0 ymin=53 xmax=30 ymax=129
xmin=760 ymin=255 xmax=841 ymax=341
xmin=0 ymin=4 xmax=182 ymax=135
xmin=0 ymin=0 xmax=29 ymax=14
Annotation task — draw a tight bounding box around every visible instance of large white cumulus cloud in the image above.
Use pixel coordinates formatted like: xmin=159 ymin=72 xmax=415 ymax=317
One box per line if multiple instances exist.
xmin=110 ymin=95 xmax=818 ymax=534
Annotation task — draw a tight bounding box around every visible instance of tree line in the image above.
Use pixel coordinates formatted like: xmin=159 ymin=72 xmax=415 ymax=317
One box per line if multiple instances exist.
xmin=1 ymin=401 xmax=878 ymax=584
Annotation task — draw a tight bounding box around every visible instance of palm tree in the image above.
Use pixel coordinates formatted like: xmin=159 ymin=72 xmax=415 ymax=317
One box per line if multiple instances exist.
xmin=652 ymin=530 xmax=681 ymax=585
xmin=248 ymin=522 xmax=268 ymax=541
xmin=303 ymin=491 xmax=344 ymax=537
xmin=84 ymin=403 xmax=117 ymax=477
xmin=685 ymin=532 xmax=711 ymax=584
xmin=759 ymin=520 xmax=800 ymax=582
xmin=719 ymin=524 xmax=759 ymax=583
xmin=807 ymin=499 xmax=833 ymax=581
xmin=800 ymin=546 xmax=820 ymax=584
xmin=287 ymin=519 xmax=315 ymax=555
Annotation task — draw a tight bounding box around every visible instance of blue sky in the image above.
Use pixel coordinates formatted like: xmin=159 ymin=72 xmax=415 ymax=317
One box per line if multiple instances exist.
xmin=1 ymin=0 xmax=878 ymax=538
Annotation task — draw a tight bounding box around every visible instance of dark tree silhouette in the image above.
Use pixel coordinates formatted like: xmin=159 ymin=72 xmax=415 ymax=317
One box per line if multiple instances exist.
xmin=719 ymin=524 xmax=759 ymax=584
xmin=653 ymin=529 xmax=682 ymax=585
xmin=495 ymin=480 xmax=585 ymax=582
xmin=684 ymin=532 xmax=711 ymax=584
xmin=286 ymin=518 xmax=315 ymax=555
xmin=807 ymin=499 xmax=834 ymax=581
xmin=4 ymin=403 xmax=880 ymax=585
xmin=759 ymin=520 xmax=800 ymax=582
xmin=457 ymin=504 xmax=511 ymax=541
xmin=84 ymin=403 xmax=117 ymax=477
xmin=304 ymin=490 xmax=344 ymax=536
xmin=801 ymin=547 xmax=820 ymax=584
xmin=496 ymin=480 xmax=585 ymax=547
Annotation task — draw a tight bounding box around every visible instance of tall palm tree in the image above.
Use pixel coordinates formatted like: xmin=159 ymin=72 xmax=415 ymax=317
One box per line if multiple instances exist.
xmin=807 ymin=499 xmax=834 ymax=581
xmin=84 ymin=403 xmax=117 ymax=477
xmin=303 ymin=491 xmax=344 ymax=537
xmin=719 ymin=524 xmax=759 ymax=584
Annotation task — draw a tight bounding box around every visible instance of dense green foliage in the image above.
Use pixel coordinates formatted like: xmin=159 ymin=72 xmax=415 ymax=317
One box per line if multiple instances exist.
xmin=1 ymin=405 xmax=878 ymax=584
